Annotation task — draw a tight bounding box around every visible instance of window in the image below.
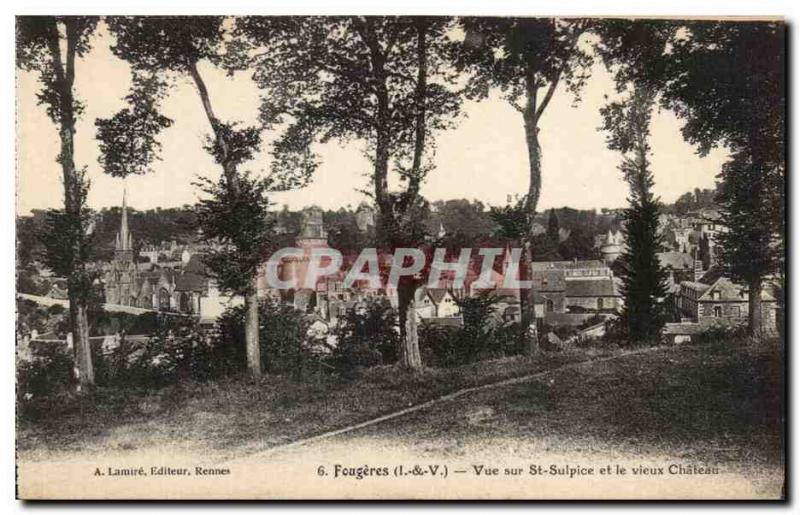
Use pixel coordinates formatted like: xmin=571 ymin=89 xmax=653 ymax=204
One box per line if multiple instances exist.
xmin=546 ymin=299 xmax=554 ymax=313
xmin=180 ymin=292 xmax=192 ymax=313
xmin=597 ymin=298 xmax=604 ymax=310
xmin=713 ymin=306 xmax=722 ymax=317
xmin=711 ymin=291 xmax=721 ymax=300
xmin=158 ymin=288 xmax=171 ymax=311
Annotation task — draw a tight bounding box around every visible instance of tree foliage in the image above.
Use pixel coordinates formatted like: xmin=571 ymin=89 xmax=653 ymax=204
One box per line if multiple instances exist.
xmin=194 ymin=173 xmax=276 ymax=295
xmin=454 ymin=17 xmax=593 ymax=217
xmin=16 ymin=16 xmax=98 ymax=123
xmin=96 ymin=71 xmax=173 ymax=178
xmin=239 ymin=16 xmax=462 ymax=246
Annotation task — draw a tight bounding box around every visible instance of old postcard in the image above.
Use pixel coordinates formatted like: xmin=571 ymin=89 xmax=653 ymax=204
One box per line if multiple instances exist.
xmin=15 ymin=14 xmax=785 ymax=500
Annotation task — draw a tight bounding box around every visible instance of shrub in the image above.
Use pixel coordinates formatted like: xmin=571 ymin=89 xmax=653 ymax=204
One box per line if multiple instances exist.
xmin=126 ymin=314 xmax=206 ymax=386
xmin=17 ymin=343 xmax=76 ymax=420
xmin=17 ymin=343 xmax=75 ymax=399
xmin=259 ymin=299 xmax=315 ymax=376
xmin=695 ymin=321 xmax=747 ymax=345
xmin=214 ymin=298 xmax=314 ymax=378
xmin=332 ymin=297 xmax=400 ymax=379
xmin=419 ymin=294 xmax=523 ymax=368
xmin=419 ymin=323 xmax=461 ymax=368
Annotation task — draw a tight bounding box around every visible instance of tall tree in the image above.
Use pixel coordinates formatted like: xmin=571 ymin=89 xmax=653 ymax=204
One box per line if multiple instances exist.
xmin=597 ymin=20 xmax=785 ymax=337
xmin=455 ymin=18 xmax=593 ymax=352
xmin=17 ymin=16 xmax=99 ymax=389
xmin=239 ymin=16 xmax=463 ymax=370
xmin=107 ymin=16 xmax=307 ymax=380
xmin=546 ymin=209 xmax=560 ymax=246
xmin=601 ymin=86 xmax=668 ymax=342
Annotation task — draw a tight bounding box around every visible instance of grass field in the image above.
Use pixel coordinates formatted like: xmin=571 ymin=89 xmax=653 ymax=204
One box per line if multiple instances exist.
xmin=17 ymin=344 xmax=622 ymax=460
xmin=18 ymin=336 xmax=784 ymax=493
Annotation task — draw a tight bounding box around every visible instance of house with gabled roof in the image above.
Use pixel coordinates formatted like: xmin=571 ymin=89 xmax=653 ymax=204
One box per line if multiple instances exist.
xmin=678 ymin=275 xmax=777 ymax=328
xmin=415 ymin=287 xmax=460 ymax=319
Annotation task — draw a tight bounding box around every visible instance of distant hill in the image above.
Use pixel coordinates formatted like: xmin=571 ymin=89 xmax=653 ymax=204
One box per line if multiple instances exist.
xmin=17 ymin=186 xmax=720 ymax=270
xmin=662 ymin=187 xmax=719 ymax=215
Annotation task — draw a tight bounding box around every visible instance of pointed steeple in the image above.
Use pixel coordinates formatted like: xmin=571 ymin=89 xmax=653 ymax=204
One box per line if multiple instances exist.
xmin=114 ymin=187 xmax=134 ymax=262
xmin=119 ymin=188 xmax=132 ymax=250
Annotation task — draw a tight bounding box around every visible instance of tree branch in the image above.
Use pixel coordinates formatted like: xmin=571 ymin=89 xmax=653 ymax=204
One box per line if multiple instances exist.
xmin=533 ymin=69 xmax=561 ymax=124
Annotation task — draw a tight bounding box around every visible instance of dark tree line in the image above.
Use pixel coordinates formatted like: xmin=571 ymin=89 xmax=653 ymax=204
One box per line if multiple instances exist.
xmin=597 ymin=20 xmax=785 ymax=337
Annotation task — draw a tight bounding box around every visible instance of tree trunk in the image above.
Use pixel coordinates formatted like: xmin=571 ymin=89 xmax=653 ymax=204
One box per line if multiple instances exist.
xmin=397 ymin=283 xmax=423 ymax=370
xmin=358 ymin=21 xmax=424 ymax=371
xmin=244 ymin=280 xmax=261 ymax=381
xmin=71 ymin=301 xmax=94 ymax=389
xmin=521 ymin=244 xmax=539 ymax=355
xmin=748 ymin=276 xmax=763 ymax=339
xmin=48 ymin=19 xmax=94 ymax=388
xmin=521 ymin=80 xmax=544 ymax=355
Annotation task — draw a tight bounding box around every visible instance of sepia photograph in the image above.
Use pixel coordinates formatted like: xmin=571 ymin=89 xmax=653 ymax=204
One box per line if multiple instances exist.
xmin=13 ymin=9 xmax=786 ymax=500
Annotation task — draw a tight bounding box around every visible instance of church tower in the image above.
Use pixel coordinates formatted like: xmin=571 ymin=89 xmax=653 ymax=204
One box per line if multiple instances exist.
xmin=115 ymin=188 xmax=134 ymax=262
xmin=105 ymin=189 xmax=139 ymax=306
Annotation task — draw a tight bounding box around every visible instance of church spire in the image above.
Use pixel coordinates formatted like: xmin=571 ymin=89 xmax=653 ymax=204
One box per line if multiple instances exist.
xmin=115 ymin=187 xmax=133 ymax=255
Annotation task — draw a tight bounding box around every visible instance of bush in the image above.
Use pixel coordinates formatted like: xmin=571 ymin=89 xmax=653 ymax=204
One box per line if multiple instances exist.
xmin=419 ymin=323 xmax=461 ymax=368
xmin=331 ymin=297 xmax=400 ymax=379
xmin=17 ymin=343 xmax=75 ymax=399
xmin=419 ymin=295 xmax=524 ymax=368
xmin=695 ymin=321 xmax=747 ymax=345
xmin=83 ymin=314 xmax=215 ymax=388
xmin=17 ymin=343 xmax=76 ymax=419
xmin=127 ymin=315 xmax=205 ymax=385
xmin=214 ymin=298 xmax=315 ymax=378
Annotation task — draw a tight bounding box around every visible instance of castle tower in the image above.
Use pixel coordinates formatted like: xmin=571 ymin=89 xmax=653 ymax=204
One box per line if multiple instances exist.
xmin=278 ymin=206 xmax=331 ymax=295
xmin=296 ymin=206 xmax=328 ymax=247
xmin=355 ymin=201 xmax=376 ymax=233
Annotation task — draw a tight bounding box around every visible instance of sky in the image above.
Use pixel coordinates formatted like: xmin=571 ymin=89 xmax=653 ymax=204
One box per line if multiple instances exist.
xmin=16 ymin=23 xmax=729 ymax=215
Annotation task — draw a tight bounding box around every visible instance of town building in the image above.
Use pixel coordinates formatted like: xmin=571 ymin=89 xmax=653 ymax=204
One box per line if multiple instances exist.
xmin=530 ymin=260 xmax=621 ymax=327
xmin=102 ymin=191 xmax=239 ymax=321
xmin=677 ymin=270 xmax=778 ymax=330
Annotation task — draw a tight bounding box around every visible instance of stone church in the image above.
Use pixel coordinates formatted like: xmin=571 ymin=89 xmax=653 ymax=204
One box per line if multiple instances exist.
xmin=102 ymin=191 xmax=217 ymax=315
xmin=103 ymin=190 xmax=140 ymax=306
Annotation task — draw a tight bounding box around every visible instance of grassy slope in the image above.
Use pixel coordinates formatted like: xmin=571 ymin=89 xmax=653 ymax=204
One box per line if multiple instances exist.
xmin=347 ymin=337 xmax=784 ymax=499
xmin=18 ymin=337 xmax=784 ymax=479
xmin=17 ymin=346 xmax=620 ymax=460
